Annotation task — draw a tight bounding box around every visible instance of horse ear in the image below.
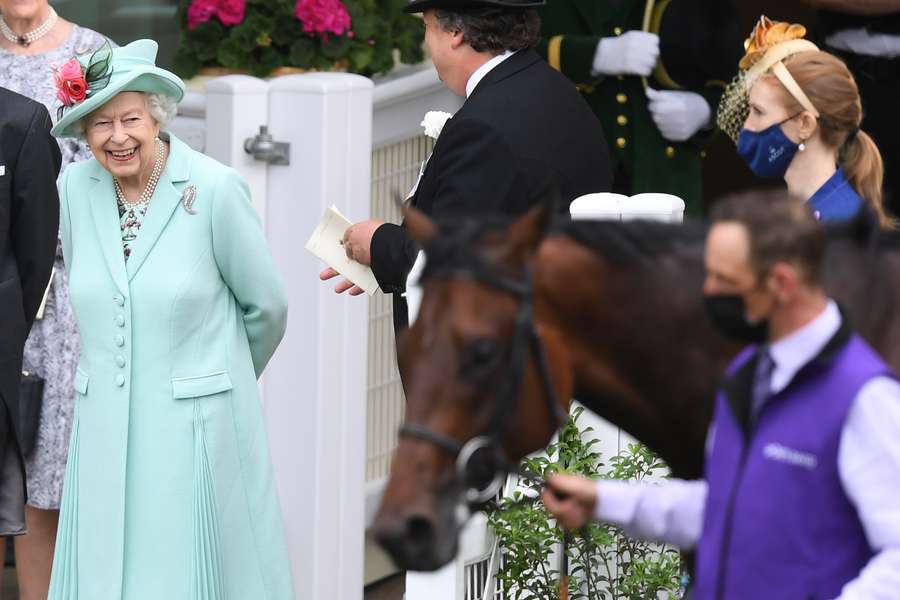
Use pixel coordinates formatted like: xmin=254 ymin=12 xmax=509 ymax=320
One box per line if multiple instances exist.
xmin=506 ymin=194 xmax=556 ymax=259
xmin=403 ymin=204 xmax=438 ymax=245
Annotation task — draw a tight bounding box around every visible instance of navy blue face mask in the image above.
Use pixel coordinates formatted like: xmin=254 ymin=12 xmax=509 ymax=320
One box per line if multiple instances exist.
xmin=737 ymin=115 xmax=801 ymax=178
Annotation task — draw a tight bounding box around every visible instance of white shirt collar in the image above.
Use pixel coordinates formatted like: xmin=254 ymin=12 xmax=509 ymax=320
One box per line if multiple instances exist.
xmin=465 ymin=50 xmax=516 ymax=98
xmin=768 ymin=299 xmax=841 ymax=394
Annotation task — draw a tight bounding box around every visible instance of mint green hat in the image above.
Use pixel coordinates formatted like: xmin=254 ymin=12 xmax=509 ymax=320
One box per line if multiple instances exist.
xmin=51 ymin=39 xmax=185 ymax=138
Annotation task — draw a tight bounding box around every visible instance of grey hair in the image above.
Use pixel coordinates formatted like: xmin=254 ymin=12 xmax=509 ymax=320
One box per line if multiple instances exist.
xmin=73 ymin=92 xmax=179 ymax=139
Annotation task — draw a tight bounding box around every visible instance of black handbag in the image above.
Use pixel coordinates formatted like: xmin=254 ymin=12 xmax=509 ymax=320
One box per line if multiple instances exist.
xmin=18 ymin=371 xmax=44 ymax=457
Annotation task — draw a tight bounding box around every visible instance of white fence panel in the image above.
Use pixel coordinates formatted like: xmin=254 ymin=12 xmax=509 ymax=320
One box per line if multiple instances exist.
xmin=204 ymin=75 xmax=270 ymax=224
xmin=262 ymin=73 xmax=373 ymax=600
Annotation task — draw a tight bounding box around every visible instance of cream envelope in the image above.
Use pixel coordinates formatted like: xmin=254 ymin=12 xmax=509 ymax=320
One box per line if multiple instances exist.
xmin=305 ymin=205 xmax=380 ymax=296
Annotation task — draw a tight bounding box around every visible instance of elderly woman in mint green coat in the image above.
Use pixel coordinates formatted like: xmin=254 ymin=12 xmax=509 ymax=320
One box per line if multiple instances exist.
xmin=48 ymin=39 xmax=294 ymax=599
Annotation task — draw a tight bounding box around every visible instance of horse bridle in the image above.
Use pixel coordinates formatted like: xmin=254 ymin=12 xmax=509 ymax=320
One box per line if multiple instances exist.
xmin=398 ymin=260 xmax=570 ymax=506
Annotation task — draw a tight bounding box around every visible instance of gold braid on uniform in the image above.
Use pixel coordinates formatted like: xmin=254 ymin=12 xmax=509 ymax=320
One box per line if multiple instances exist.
xmin=716 ymin=16 xmax=818 ymax=143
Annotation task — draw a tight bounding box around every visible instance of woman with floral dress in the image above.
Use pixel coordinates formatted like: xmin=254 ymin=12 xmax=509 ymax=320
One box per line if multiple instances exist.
xmin=0 ymin=0 xmax=106 ymax=596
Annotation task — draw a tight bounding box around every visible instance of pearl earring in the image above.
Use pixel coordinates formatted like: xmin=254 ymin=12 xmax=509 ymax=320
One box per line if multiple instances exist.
xmin=798 ymin=141 xmax=806 ymax=151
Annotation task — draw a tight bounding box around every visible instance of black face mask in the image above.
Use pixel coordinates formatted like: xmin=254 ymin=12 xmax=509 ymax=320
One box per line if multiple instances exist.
xmin=703 ymin=294 xmax=769 ymax=343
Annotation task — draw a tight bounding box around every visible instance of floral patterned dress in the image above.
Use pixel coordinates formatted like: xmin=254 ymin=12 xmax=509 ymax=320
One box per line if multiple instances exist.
xmin=0 ymin=25 xmax=108 ymax=509
xmin=119 ymin=199 xmax=150 ymax=261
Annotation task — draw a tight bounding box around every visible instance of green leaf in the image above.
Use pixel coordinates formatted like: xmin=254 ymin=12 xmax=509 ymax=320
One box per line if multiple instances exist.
xmin=172 ymin=47 xmax=202 ymax=78
xmin=254 ymin=46 xmax=283 ymax=76
xmin=272 ymin=19 xmax=304 ymax=46
xmin=289 ymin=38 xmax=317 ymax=68
xmin=321 ymin=34 xmax=352 ymax=59
xmin=216 ymin=37 xmax=247 ymax=69
xmin=351 ymin=14 xmax=377 ymax=41
xmin=348 ymin=44 xmax=375 ymax=71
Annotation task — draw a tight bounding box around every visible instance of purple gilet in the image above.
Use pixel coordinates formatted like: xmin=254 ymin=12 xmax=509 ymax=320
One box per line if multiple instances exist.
xmin=694 ymin=324 xmax=890 ymax=600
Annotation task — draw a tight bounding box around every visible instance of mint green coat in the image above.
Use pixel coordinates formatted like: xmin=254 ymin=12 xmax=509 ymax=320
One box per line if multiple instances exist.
xmin=49 ymin=134 xmax=294 ymax=600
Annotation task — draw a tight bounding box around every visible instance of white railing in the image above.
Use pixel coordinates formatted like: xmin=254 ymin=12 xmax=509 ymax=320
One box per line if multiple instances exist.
xmin=365 ymin=136 xmax=434 ymax=485
xmin=364 ymin=68 xmax=462 ymax=519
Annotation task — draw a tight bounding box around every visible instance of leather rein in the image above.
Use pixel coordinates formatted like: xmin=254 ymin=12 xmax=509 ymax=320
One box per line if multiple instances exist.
xmin=397 ymin=261 xmax=569 ymax=505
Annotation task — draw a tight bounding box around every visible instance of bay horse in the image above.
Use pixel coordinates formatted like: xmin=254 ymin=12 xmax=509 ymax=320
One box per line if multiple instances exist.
xmin=372 ymin=195 xmax=900 ymax=571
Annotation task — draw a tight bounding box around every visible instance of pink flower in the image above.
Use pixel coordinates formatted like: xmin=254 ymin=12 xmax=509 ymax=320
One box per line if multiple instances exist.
xmin=54 ymin=59 xmax=88 ymax=107
xmin=186 ymin=0 xmax=245 ymax=30
xmin=216 ymin=0 xmax=245 ymax=26
xmin=294 ymin=0 xmax=352 ymax=37
xmin=187 ymin=0 xmax=217 ymax=30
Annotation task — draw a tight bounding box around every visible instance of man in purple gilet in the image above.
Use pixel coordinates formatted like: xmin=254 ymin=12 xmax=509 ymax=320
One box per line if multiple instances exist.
xmin=542 ymin=190 xmax=900 ymax=600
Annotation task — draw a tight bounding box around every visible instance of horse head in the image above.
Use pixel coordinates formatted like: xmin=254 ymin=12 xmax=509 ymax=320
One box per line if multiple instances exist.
xmin=372 ymin=201 xmax=575 ymax=571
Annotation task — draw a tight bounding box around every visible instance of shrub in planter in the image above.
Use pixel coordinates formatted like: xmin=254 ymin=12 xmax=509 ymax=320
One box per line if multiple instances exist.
xmin=173 ymin=0 xmax=425 ymax=78
xmin=488 ymin=407 xmax=683 ymax=600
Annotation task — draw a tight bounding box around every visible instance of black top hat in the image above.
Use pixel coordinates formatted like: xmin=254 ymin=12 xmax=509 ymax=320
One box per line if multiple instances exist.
xmin=403 ymin=0 xmax=544 ymax=14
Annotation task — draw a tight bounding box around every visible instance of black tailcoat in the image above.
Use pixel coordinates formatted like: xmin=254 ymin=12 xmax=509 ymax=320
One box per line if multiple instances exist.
xmin=0 ymin=87 xmax=61 ymax=533
xmin=371 ymin=49 xmax=611 ymax=333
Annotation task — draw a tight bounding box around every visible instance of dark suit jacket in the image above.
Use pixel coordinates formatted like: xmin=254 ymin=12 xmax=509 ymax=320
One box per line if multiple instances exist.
xmin=371 ymin=49 xmax=611 ymax=333
xmin=0 ymin=87 xmax=61 ymax=533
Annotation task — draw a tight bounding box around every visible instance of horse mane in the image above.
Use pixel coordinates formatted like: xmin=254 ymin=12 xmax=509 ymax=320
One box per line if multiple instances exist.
xmin=555 ymin=219 xmax=708 ymax=266
xmin=558 ymin=209 xmax=900 ymax=264
xmin=420 ymin=215 xmax=518 ymax=280
xmin=421 ymin=207 xmax=900 ymax=277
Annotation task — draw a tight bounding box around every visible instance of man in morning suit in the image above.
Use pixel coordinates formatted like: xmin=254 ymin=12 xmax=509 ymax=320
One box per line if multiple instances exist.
xmin=0 ymin=87 xmax=61 ymax=534
xmin=322 ymin=0 xmax=612 ymax=333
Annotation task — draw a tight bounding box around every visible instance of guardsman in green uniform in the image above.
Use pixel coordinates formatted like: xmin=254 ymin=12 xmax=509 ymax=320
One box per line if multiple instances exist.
xmin=537 ymin=0 xmax=742 ymax=215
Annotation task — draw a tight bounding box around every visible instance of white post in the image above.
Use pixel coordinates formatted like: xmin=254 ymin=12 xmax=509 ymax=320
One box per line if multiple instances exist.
xmin=262 ymin=73 xmax=373 ymax=600
xmin=204 ymin=75 xmax=270 ymax=224
xmin=406 ymin=513 xmax=493 ymax=600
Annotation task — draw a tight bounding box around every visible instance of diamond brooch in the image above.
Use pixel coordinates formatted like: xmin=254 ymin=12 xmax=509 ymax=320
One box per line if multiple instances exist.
xmin=181 ymin=185 xmax=197 ymax=215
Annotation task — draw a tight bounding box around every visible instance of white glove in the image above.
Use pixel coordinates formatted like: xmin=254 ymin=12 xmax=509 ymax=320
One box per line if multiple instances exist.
xmin=645 ymin=88 xmax=712 ymax=142
xmin=592 ymin=31 xmax=660 ymax=77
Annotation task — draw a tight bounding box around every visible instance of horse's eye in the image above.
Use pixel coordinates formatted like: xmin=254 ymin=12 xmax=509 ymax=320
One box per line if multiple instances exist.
xmin=461 ymin=338 xmax=500 ymax=380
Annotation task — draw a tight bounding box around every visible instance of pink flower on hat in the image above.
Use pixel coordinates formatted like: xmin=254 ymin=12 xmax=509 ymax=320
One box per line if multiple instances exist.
xmin=54 ymin=59 xmax=88 ymax=107
xmin=294 ymin=0 xmax=352 ymax=37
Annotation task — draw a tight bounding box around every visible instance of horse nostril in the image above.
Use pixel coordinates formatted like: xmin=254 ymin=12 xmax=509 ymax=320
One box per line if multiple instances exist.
xmin=406 ymin=514 xmax=436 ymax=549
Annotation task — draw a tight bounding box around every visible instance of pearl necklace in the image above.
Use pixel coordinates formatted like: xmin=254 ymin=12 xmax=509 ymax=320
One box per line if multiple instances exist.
xmin=0 ymin=7 xmax=58 ymax=47
xmin=114 ymin=139 xmax=166 ymax=208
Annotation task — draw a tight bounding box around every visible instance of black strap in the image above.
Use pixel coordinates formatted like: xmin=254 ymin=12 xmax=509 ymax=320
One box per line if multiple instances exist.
xmin=399 ymin=422 xmax=464 ymax=455
xmin=531 ymin=327 xmax=569 ymax=428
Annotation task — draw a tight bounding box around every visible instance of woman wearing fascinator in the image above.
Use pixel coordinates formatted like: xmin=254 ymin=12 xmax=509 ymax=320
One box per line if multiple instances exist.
xmin=717 ymin=16 xmax=892 ymax=226
xmin=47 ymin=40 xmax=294 ymax=599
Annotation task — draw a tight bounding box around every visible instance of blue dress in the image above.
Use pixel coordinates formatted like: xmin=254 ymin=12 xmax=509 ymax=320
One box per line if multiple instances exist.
xmin=807 ymin=168 xmax=865 ymax=223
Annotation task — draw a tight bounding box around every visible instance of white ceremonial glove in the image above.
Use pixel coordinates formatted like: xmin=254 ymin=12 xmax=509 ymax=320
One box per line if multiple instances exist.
xmin=645 ymin=88 xmax=712 ymax=142
xmin=592 ymin=31 xmax=660 ymax=76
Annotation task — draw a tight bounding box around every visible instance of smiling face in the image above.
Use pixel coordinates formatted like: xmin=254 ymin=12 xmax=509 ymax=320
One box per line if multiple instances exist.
xmin=84 ymin=91 xmax=160 ymax=183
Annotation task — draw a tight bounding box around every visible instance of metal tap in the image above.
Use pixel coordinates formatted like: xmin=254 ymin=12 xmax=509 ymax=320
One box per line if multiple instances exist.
xmin=244 ymin=125 xmax=290 ymax=165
